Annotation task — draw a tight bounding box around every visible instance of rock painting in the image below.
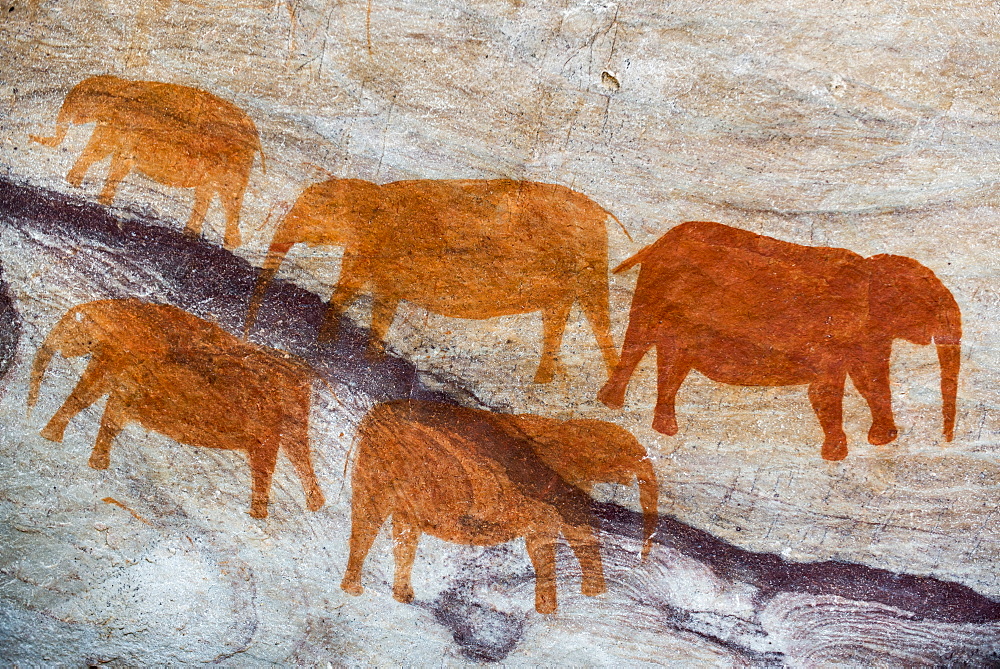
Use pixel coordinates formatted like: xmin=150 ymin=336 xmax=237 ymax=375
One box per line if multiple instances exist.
xmin=341 ymin=399 xmax=656 ymax=613
xmin=0 ymin=179 xmax=995 ymax=663
xmin=246 ymin=178 xmax=623 ymax=382
xmin=599 ymin=221 xmax=962 ymax=461
xmin=31 ymin=76 xmax=264 ymax=249
xmin=2 ymin=0 xmax=998 ymax=664
xmin=28 ymin=298 xmax=325 ymax=518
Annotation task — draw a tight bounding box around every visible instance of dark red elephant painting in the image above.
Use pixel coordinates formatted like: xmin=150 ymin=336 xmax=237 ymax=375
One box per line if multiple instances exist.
xmin=598 ymin=221 xmax=962 ymax=461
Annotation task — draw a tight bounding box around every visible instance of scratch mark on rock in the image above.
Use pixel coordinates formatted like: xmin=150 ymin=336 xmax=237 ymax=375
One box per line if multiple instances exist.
xmin=102 ymin=497 xmax=152 ymax=526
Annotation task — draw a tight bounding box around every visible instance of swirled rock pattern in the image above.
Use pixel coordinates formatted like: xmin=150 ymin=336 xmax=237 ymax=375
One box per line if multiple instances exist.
xmin=3 ymin=0 xmax=1000 ymax=663
xmin=0 ymin=178 xmax=996 ymax=664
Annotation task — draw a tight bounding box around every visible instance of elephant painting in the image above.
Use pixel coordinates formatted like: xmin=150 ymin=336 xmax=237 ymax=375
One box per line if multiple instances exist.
xmin=340 ymin=399 xmax=658 ymax=614
xmin=598 ymin=221 xmax=962 ymax=461
xmin=245 ymin=178 xmax=627 ymax=383
xmin=28 ymin=298 xmax=325 ymax=518
xmin=31 ymin=75 xmax=265 ymax=250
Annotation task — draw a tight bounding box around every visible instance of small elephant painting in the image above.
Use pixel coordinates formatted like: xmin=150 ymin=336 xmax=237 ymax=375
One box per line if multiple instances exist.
xmin=245 ymin=178 xmax=625 ymax=383
xmin=341 ymin=399 xmax=657 ymax=614
xmin=31 ymin=75 xmax=264 ymax=250
xmin=28 ymin=298 xmax=325 ymax=518
xmin=598 ymin=221 xmax=962 ymax=461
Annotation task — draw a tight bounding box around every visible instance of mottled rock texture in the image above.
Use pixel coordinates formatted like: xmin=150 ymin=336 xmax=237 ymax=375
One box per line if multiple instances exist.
xmin=2 ymin=0 xmax=999 ymax=664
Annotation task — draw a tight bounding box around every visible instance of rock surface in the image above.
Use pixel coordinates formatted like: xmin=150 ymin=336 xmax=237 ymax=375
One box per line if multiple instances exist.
xmin=2 ymin=0 xmax=1000 ymax=663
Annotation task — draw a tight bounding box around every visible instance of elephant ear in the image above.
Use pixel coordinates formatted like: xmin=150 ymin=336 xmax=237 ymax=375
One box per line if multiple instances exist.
xmin=419 ymin=424 xmax=510 ymax=520
xmin=331 ymin=179 xmax=383 ymax=228
xmin=868 ymin=254 xmax=960 ymax=345
xmin=296 ymin=179 xmax=384 ymax=247
xmin=501 ymin=415 xmax=591 ymax=490
xmin=350 ymin=179 xmax=385 ymax=218
xmin=508 ymin=416 xmax=632 ymax=490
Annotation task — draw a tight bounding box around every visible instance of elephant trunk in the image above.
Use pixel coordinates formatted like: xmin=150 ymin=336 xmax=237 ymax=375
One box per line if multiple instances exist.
xmin=935 ymin=300 xmax=962 ymax=442
xmin=29 ymin=105 xmax=71 ymax=147
xmin=635 ymin=459 xmax=658 ymax=559
xmin=33 ymin=76 xmax=126 ymax=148
xmin=255 ymin=132 xmax=267 ymax=175
xmin=28 ymin=329 xmax=61 ymax=409
xmin=244 ymin=239 xmax=294 ymax=337
xmin=937 ymin=342 xmax=960 ymax=442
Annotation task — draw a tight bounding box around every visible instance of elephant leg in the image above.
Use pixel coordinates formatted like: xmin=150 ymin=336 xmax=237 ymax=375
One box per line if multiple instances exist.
xmin=849 ymin=358 xmax=898 ymax=446
xmin=280 ymin=423 xmax=325 ymax=512
xmin=366 ymin=294 xmax=400 ymax=361
xmin=597 ymin=316 xmax=654 ymax=409
xmin=66 ymin=127 xmax=117 ymax=188
xmin=564 ymin=523 xmax=606 ymax=597
xmin=577 ymin=273 xmax=620 ymax=381
xmin=391 ymin=515 xmax=420 ymax=604
xmin=98 ymin=151 xmax=136 ymax=206
xmin=319 ymin=276 xmax=363 ymax=344
xmin=40 ymin=357 xmax=110 ymax=443
xmin=184 ymin=185 xmax=215 ymax=241
xmin=218 ymin=175 xmax=249 ymax=250
xmin=652 ymin=338 xmax=690 ymax=437
xmin=89 ymin=392 xmax=129 ymax=469
xmin=535 ymin=302 xmax=572 ymax=384
xmin=808 ymin=370 xmax=849 ymax=461
xmin=246 ymin=441 xmax=280 ymax=519
xmin=524 ymin=532 xmax=559 ymax=614
xmin=341 ymin=480 xmax=392 ymax=596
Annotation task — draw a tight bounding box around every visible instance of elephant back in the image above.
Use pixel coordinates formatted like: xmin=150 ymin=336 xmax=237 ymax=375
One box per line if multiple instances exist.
xmin=630 ymin=221 xmax=872 ymax=351
xmin=71 ymin=299 xmax=309 ymax=412
xmin=360 ymin=180 xmax=612 ymax=318
xmin=106 ymin=80 xmax=261 ymax=162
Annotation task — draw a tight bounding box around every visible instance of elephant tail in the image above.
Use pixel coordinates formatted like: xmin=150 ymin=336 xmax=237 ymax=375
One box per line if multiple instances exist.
xmin=611 ymin=229 xmax=684 ymax=274
xmin=243 ymin=115 xmax=265 ymax=175
xmin=612 ymin=244 xmax=652 ymax=274
xmin=606 ymin=212 xmax=633 ymax=243
xmin=29 ymin=120 xmax=69 ymax=148
xmin=635 ymin=458 xmax=659 ymax=560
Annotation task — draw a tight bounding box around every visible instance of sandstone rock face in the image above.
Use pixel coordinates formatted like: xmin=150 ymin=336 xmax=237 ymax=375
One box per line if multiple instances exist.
xmin=1 ymin=1 xmax=999 ymax=663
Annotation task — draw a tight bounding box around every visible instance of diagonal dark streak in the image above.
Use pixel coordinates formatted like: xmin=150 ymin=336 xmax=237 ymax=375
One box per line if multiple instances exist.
xmin=0 ymin=175 xmax=997 ymax=641
xmin=0 ymin=256 xmax=20 ymax=387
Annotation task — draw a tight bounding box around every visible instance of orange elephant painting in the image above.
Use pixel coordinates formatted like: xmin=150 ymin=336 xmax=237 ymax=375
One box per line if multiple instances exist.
xmin=340 ymin=399 xmax=657 ymax=614
xmin=28 ymin=298 xmax=325 ymax=518
xmin=598 ymin=221 xmax=962 ymax=461
xmin=245 ymin=178 xmax=627 ymax=383
xmin=31 ymin=76 xmax=265 ymax=250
